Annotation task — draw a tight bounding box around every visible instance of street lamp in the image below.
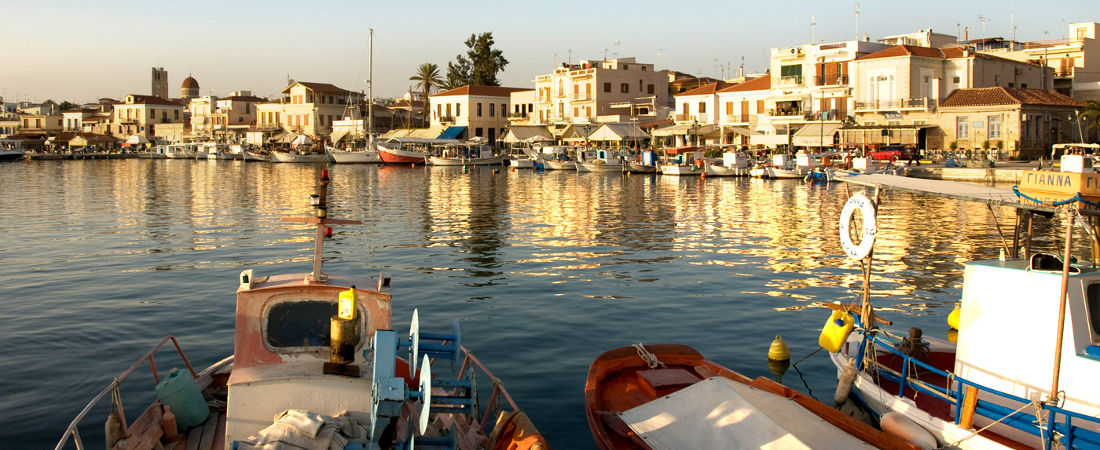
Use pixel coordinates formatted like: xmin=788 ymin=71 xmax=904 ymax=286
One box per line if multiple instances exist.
xmin=691 ymin=120 xmax=699 ymax=147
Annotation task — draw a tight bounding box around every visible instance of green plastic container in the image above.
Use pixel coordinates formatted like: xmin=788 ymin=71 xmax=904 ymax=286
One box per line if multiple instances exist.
xmin=154 ymin=368 xmax=209 ymax=430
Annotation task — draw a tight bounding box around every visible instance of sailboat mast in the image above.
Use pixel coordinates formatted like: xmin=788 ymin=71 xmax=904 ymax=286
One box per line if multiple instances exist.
xmin=367 ymin=28 xmax=374 ymax=148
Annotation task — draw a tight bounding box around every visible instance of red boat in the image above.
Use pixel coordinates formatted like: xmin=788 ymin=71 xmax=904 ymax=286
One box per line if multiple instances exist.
xmin=585 ymin=344 xmax=916 ymax=450
xmin=375 ymin=138 xmax=431 ymax=164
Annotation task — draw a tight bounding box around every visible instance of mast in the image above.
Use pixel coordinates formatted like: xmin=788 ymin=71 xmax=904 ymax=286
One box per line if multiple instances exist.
xmin=368 ymin=28 xmax=374 ymax=149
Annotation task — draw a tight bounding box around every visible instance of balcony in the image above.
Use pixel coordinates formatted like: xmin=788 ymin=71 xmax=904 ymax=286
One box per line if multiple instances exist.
xmin=674 ymin=113 xmax=709 ymax=123
xmin=439 ymin=115 xmax=454 ymax=123
xmin=507 ymin=112 xmax=529 ymax=119
xmin=854 ymin=98 xmax=937 ymax=112
xmin=775 ymin=75 xmax=803 ymax=86
xmin=816 ymin=74 xmax=849 ymax=86
xmin=571 ymin=93 xmax=593 ymax=101
xmin=766 ymin=108 xmax=805 ymax=117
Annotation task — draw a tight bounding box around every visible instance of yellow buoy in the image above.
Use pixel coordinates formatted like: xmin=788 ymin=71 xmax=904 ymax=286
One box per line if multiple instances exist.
xmin=947 ymin=303 xmax=961 ymax=330
xmin=947 ymin=328 xmax=959 ymax=343
xmin=819 ymin=310 xmax=855 ymax=353
xmin=768 ymin=335 xmax=790 ymax=361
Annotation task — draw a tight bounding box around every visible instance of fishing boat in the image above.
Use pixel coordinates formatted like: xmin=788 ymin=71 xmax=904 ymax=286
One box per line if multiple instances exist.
xmin=271 ymin=149 xmax=327 ymax=163
xmin=823 ymin=173 xmax=1100 ymax=449
xmin=704 ymin=151 xmax=751 ymax=177
xmin=56 ymin=170 xmax=547 ymax=450
xmin=376 ymin=137 xmax=434 ymax=165
xmin=163 ymin=143 xmax=197 ymax=159
xmin=750 ymin=153 xmax=802 ymax=179
xmin=623 ymin=151 xmax=658 ymax=174
xmin=585 ymin=344 xmax=916 ymax=449
xmin=228 ymin=144 xmax=267 ymax=162
xmin=575 ymin=149 xmax=624 ymax=173
xmin=429 ymin=143 xmax=505 ymax=166
xmin=326 ymin=145 xmax=381 ymax=164
xmin=0 ymin=148 xmax=25 ymax=161
xmin=658 ymin=148 xmax=705 ymax=176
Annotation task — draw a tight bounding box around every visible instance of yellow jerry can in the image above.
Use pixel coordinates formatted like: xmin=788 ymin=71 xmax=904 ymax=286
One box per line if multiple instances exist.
xmin=338 ymin=287 xmax=358 ymax=320
xmin=819 ymin=310 xmax=855 ymax=353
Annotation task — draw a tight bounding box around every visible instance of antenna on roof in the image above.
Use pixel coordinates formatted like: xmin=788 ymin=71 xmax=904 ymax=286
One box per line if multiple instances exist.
xmin=854 ymin=3 xmax=860 ymax=41
xmin=811 ymin=14 xmax=816 ymax=45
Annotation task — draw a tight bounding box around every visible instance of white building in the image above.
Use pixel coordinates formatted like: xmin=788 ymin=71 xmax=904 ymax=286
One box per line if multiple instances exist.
xmin=429 ymin=85 xmax=528 ymax=142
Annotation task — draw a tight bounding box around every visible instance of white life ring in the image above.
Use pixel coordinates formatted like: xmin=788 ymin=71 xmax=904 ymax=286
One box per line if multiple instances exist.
xmin=839 ymin=193 xmax=877 ymax=260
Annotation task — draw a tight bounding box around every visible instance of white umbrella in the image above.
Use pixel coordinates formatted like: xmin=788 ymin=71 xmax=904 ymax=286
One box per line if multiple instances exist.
xmin=291 ymin=134 xmax=312 ymax=146
xmin=126 ymin=135 xmax=149 ymax=145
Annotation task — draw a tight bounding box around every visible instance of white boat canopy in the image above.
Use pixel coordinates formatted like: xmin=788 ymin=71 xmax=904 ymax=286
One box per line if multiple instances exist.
xmin=501 ymin=126 xmax=553 ymax=143
xmin=791 ymin=123 xmax=841 ymax=147
xmin=328 ymin=128 xmax=349 ymax=143
xmin=291 ymin=134 xmax=312 ymax=146
xmin=126 ymin=135 xmax=149 ymax=145
xmin=587 ymin=123 xmax=650 ymax=142
xmin=650 ymin=123 xmax=719 ymax=137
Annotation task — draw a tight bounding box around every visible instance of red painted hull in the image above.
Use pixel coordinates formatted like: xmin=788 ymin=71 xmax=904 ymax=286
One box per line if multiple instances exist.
xmin=376 ymin=145 xmax=426 ymax=164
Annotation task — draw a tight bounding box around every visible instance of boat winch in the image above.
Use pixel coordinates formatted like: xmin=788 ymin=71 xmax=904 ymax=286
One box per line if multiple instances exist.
xmin=369 ymin=310 xmax=475 ymax=449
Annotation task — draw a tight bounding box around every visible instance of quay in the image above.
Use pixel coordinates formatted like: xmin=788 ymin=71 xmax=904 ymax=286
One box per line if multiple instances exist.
xmin=903 ymin=160 xmax=1048 ymax=184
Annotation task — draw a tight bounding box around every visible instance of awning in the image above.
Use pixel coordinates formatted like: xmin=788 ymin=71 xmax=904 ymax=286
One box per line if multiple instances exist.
xmin=291 ymin=134 xmax=312 ymax=146
xmin=329 ymin=128 xmax=349 ymax=143
xmin=791 ymin=123 xmax=841 ymax=147
xmin=439 ymin=126 xmax=467 ymax=140
xmin=126 ymin=135 xmax=149 ymax=144
xmin=502 ymin=126 xmax=553 ymax=143
xmin=723 ymin=126 xmax=751 ymax=136
xmin=838 ymin=124 xmax=931 ymax=146
xmin=650 ymin=123 xmax=718 ymax=137
xmin=587 ymin=123 xmax=649 ymax=141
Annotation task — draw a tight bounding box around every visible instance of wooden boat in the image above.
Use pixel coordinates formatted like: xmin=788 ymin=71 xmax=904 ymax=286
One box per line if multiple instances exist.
xmin=326 ymin=145 xmax=381 ymax=164
xmin=704 ymin=151 xmax=751 ymax=177
xmin=825 ymin=175 xmax=1100 ymax=449
xmin=163 ymin=143 xmax=197 ymax=159
xmin=56 ymin=171 xmax=547 ymax=450
xmin=658 ymin=149 xmax=705 ymax=176
xmin=585 ymin=344 xmax=916 ymax=450
xmin=0 ymin=148 xmax=25 ymax=161
xmin=376 ymin=138 xmax=432 ymax=164
xmin=575 ymin=149 xmax=624 ymax=173
xmin=430 ymin=143 xmax=506 ymax=166
xmin=271 ymin=149 xmax=327 ymax=163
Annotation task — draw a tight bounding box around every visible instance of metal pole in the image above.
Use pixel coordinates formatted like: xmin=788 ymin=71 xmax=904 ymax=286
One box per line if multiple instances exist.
xmin=368 ymin=29 xmax=373 ymax=148
xmin=1049 ymin=207 xmax=1075 ymax=402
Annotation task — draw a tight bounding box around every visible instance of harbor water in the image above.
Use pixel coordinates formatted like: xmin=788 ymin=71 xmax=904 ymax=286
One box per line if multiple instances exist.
xmin=0 ymin=159 xmax=1062 ymax=448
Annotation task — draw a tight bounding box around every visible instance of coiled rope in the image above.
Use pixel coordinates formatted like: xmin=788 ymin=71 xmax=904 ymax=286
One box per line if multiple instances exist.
xmin=632 ymin=343 xmax=666 ymax=369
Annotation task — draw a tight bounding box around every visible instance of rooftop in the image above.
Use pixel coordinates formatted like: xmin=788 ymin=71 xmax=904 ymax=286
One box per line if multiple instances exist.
xmin=940 ymin=87 xmax=1085 ymax=108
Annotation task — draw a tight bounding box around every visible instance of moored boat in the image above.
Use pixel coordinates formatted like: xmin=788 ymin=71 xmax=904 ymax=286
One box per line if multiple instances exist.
xmin=326 ymin=145 xmax=381 ymax=164
xmin=376 ymin=137 xmax=435 ymax=164
xmin=0 ymin=148 xmax=26 ymax=161
xmin=825 ymin=175 xmax=1100 ymax=449
xmin=585 ymin=344 xmax=916 ymax=449
xmin=55 ymin=171 xmax=548 ymax=450
xmin=429 ymin=143 xmax=505 ymax=166
xmin=575 ymin=149 xmax=624 ymax=173
xmin=704 ymin=151 xmax=751 ymax=177
xmin=658 ymin=148 xmax=705 ymax=176
xmin=271 ymin=149 xmax=327 ymax=163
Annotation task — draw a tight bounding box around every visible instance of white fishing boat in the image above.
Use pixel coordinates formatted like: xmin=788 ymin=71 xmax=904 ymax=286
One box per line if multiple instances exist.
xmin=823 ymin=173 xmax=1100 ymax=449
xmin=575 ymin=149 xmax=623 ymax=173
xmin=327 ymin=145 xmax=381 ymax=164
xmin=164 ymin=143 xmax=197 ymax=159
xmin=659 ymin=148 xmax=706 ymax=176
xmin=624 ymin=151 xmax=659 ymax=174
xmin=271 ymin=149 xmax=327 ymax=163
xmin=429 ymin=143 xmax=505 ymax=166
xmin=55 ymin=169 xmax=548 ymax=450
xmin=533 ymin=145 xmax=577 ymax=170
xmin=750 ymin=153 xmax=802 ymax=179
xmin=704 ymin=151 xmax=751 ymax=177
xmin=228 ymin=144 xmax=267 ymax=162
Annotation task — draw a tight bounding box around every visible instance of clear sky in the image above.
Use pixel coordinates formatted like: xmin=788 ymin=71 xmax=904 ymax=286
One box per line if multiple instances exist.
xmin=1 ymin=0 xmax=1095 ymax=104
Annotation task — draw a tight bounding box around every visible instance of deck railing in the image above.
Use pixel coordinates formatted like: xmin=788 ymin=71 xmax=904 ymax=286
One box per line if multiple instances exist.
xmin=857 ymin=325 xmax=1100 ymax=449
xmin=55 ymin=336 xmax=199 ymax=450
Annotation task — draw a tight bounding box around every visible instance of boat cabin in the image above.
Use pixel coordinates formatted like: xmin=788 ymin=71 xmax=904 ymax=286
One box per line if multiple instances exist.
xmin=956 ymin=256 xmax=1100 ymax=441
xmin=225 ymin=269 xmax=392 ymax=445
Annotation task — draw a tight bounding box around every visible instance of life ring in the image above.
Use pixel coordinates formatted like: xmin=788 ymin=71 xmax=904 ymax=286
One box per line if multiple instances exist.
xmin=839 ymin=193 xmax=877 ymax=260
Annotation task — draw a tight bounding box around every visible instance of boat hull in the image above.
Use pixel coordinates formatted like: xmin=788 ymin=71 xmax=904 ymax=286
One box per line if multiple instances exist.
xmin=659 ymin=164 xmax=704 ymax=176
xmin=429 ymin=154 xmax=505 ymax=166
xmin=624 ymin=162 xmax=657 ymax=174
xmin=704 ymin=165 xmax=746 ymax=177
xmin=327 ymin=147 xmax=381 ymax=164
xmin=509 ymin=158 xmax=535 ymax=168
xmin=576 ymin=162 xmax=623 ymax=172
xmin=0 ymin=150 xmax=26 ymax=161
xmin=376 ymin=144 xmax=426 ymax=164
xmin=543 ymin=160 xmax=576 ymax=170
xmin=271 ymin=151 xmax=327 ymax=163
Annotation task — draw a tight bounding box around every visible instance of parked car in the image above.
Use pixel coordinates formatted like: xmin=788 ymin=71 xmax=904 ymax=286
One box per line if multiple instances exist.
xmin=870 ymin=146 xmax=914 ymax=161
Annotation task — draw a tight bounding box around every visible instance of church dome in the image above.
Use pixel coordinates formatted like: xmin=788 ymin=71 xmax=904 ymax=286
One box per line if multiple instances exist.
xmin=181 ymin=76 xmax=199 ymax=89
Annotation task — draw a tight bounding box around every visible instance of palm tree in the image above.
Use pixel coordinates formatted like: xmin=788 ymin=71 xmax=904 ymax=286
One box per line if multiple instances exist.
xmin=410 ymin=63 xmax=442 ymax=127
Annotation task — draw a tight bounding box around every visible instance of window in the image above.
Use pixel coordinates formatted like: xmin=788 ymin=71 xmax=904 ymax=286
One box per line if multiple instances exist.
xmin=477 ymin=103 xmax=482 ymax=117
xmin=780 ymin=64 xmax=803 ymax=83
xmin=456 ymin=104 xmax=461 ymax=117
xmin=489 ymin=103 xmax=495 ymax=117
xmin=725 ymin=102 xmax=733 ymax=115
xmin=501 ymin=104 xmax=506 ymax=116
xmin=446 ymin=104 xmax=452 ymax=117
xmin=1021 ymin=83 xmax=1028 ymax=89
xmin=757 ymin=100 xmax=764 ymax=113
xmin=573 ymin=107 xmax=579 ymax=116
xmin=586 ymin=106 xmax=591 ymax=117
xmin=698 ymin=102 xmax=706 ymax=113
xmin=647 ymin=84 xmax=654 ymax=95
xmin=621 ymin=83 xmax=629 ymax=93
xmin=475 ymin=127 xmax=483 ymax=137
xmin=957 ymin=117 xmax=969 ymax=139
xmin=952 ymin=76 xmax=961 ymax=84
xmin=149 ymin=109 xmax=155 ymax=119
xmin=639 ymin=80 xmax=643 ymax=92
xmin=1086 ymin=284 xmax=1100 ymax=338
xmin=988 ymin=115 xmax=1002 ymax=139
xmin=604 ymin=82 xmax=611 ymax=92
xmin=265 ymin=300 xmax=361 ymax=350
xmin=174 ymin=110 xmax=179 ymax=120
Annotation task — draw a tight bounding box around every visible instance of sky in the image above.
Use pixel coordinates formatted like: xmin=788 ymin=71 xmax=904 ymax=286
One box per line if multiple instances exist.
xmin=1 ymin=0 xmax=1096 ymax=104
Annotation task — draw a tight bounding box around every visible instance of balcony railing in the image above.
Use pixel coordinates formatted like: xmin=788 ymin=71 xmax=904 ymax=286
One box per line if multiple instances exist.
xmin=766 ymin=108 xmax=805 ymax=117
xmin=674 ymin=113 xmax=709 ymax=123
xmin=571 ymin=93 xmax=593 ymax=101
xmin=507 ymin=112 xmax=529 ymax=119
xmin=438 ymin=115 xmax=454 ymax=123
xmin=854 ymin=98 xmax=938 ymax=111
xmin=816 ymin=74 xmax=849 ymax=86
xmin=776 ymin=75 xmax=803 ymax=86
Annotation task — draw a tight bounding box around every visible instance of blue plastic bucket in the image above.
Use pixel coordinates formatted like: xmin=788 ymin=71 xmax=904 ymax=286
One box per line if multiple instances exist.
xmin=154 ymin=368 xmax=209 ymax=430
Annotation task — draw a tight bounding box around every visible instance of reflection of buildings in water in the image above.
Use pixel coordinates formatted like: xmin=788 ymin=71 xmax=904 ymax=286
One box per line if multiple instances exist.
xmin=425 ymin=167 xmax=506 ymax=282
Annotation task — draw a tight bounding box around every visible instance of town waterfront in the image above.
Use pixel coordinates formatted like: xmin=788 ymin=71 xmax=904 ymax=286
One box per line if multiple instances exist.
xmin=0 ymin=159 xmax=1062 ymax=448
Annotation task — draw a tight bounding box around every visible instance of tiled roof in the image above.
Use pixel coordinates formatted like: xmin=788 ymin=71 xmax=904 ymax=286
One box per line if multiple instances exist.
xmin=224 ymin=95 xmax=268 ymax=103
xmin=940 ymin=87 xmax=1085 ymax=108
xmin=431 ymin=85 xmax=529 ymax=98
xmin=283 ymin=82 xmax=352 ymax=94
xmin=857 ymin=45 xmax=971 ymax=61
xmin=718 ymin=75 xmax=771 ymax=93
xmin=675 ymin=82 xmax=734 ymax=97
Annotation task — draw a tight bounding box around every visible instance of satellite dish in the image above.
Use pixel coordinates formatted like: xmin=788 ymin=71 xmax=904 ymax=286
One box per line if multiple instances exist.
xmin=409 ymin=309 xmax=420 ymax=379
xmin=418 ymin=354 xmax=432 ymax=435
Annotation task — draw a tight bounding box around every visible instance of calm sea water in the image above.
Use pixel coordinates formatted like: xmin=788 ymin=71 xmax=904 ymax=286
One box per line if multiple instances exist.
xmin=0 ymin=159 xmax=1066 ymax=448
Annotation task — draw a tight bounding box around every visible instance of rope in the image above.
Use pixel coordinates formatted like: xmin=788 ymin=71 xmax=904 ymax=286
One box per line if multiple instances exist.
xmin=1012 ymin=185 xmax=1100 ymax=208
xmin=632 ymin=343 xmax=666 ymax=369
xmin=792 ymin=347 xmax=823 ymax=366
xmin=943 ymin=399 xmax=1047 ymax=448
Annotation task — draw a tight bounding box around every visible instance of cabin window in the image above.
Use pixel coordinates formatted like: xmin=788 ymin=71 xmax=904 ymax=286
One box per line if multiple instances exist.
xmin=264 ymin=300 xmax=362 ymax=350
xmin=1087 ymin=284 xmax=1100 ymax=341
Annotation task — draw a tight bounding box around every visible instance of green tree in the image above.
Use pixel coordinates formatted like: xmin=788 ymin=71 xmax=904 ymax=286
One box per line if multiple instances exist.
xmin=1082 ymin=99 xmax=1100 ymax=141
xmin=445 ymin=32 xmax=509 ymax=87
xmin=58 ymin=101 xmax=78 ymax=111
xmin=410 ymin=63 xmax=442 ymax=127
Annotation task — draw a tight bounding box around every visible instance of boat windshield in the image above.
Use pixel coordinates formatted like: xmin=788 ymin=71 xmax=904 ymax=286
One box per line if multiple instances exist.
xmin=265 ymin=300 xmax=362 ymax=349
